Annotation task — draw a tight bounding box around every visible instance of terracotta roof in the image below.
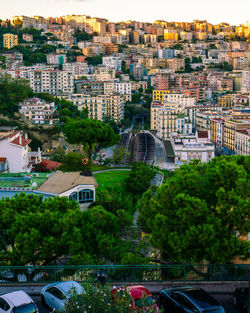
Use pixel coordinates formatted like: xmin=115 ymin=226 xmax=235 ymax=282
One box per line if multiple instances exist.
xmin=197 ymin=130 xmax=208 ymax=138
xmin=37 ymin=170 xmax=96 ymax=194
xmin=41 ymin=159 xmax=62 ymax=171
xmin=10 ymin=136 xmax=31 ymax=147
xmin=0 ymin=157 xmax=6 ymax=163
xmin=0 ymin=132 xmax=18 ymax=140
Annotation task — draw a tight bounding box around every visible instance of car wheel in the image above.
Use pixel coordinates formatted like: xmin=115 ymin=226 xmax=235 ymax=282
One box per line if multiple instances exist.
xmin=41 ymin=295 xmax=47 ymax=307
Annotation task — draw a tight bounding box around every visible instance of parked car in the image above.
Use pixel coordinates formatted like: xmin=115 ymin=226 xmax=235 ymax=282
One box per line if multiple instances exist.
xmin=233 ymin=286 xmax=250 ymax=313
xmin=111 ymin=285 xmax=158 ymax=312
xmin=40 ymin=281 xmax=84 ymax=312
xmin=160 ymin=287 xmax=225 ymax=313
xmin=0 ymin=290 xmax=38 ymax=313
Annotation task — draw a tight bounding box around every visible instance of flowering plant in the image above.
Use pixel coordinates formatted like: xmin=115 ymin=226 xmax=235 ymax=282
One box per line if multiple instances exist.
xmin=62 ymin=281 xmax=131 ymax=313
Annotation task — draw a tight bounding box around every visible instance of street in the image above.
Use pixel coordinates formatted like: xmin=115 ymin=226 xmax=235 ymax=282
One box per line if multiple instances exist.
xmin=31 ymin=293 xmax=238 ymax=313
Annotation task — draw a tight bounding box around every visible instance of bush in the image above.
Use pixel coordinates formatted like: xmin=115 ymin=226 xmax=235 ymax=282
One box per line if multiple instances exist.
xmin=62 ymin=282 xmax=131 ymax=313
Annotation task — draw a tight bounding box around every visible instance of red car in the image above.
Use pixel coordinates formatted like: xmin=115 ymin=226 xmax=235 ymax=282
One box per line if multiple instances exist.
xmin=111 ymin=285 xmax=158 ymax=312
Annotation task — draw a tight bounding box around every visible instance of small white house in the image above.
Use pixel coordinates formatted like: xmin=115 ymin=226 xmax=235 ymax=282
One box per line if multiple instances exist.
xmin=0 ymin=130 xmax=41 ymax=173
xmin=36 ymin=171 xmax=97 ymax=209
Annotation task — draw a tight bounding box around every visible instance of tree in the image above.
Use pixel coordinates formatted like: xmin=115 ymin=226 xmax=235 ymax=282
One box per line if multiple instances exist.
xmin=112 ymin=146 xmax=129 ymax=165
xmin=85 ymin=55 xmax=103 ymax=65
xmin=137 ymin=156 xmax=250 ymax=264
xmin=0 ymin=74 xmax=33 ymax=115
xmin=59 ymin=152 xmax=87 ymax=172
xmin=70 ymin=206 xmax=131 ymax=264
xmin=63 ymin=119 xmax=119 ymax=161
xmin=0 ymin=193 xmax=82 ymax=266
xmin=126 ymin=162 xmax=156 ymax=195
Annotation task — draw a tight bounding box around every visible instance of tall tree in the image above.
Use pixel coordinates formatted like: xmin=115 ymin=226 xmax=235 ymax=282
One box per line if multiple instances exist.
xmin=63 ymin=119 xmax=119 ymax=160
xmin=0 ymin=193 xmax=82 ymax=266
xmin=137 ymin=156 xmax=250 ymax=264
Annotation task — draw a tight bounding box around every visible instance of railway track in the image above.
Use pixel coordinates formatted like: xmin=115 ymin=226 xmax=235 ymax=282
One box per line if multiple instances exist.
xmin=134 ymin=131 xmax=155 ymax=164
xmin=120 ymin=131 xmax=155 ymax=165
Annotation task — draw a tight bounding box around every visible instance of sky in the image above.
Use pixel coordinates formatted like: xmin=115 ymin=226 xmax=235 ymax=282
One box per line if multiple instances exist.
xmin=0 ymin=0 xmax=249 ymax=25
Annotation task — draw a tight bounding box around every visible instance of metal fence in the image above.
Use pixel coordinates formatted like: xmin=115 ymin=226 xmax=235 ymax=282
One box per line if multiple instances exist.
xmin=0 ymin=264 xmax=249 ymax=283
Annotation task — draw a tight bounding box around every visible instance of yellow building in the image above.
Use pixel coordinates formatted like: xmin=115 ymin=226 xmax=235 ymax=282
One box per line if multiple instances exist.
xmin=223 ymin=119 xmax=250 ymax=154
xmin=3 ymin=33 xmax=18 ymax=49
xmin=164 ymin=30 xmax=179 ymax=41
xmin=152 ymin=89 xmax=171 ymax=102
xmin=218 ymin=94 xmax=233 ymax=108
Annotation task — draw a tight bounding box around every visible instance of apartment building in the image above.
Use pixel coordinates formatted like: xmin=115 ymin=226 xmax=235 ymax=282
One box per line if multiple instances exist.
xmin=61 ymin=93 xmax=124 ymax=123
xmin=223 ymin=119 xmax=250 ymax=154
xmin=171 ymin=131 xmax=215 ymax=164
xmin=3 ymin=33 xmax=18 ymax=49
xmin=218 ymin=94 xmax=234 ymax=108
xmin=104 ymin=82 xmax=132 ymax=101
xmin=102 ymin=56 xmax=122 ymax=71
xmin=62 ymin=62 xmax=89 ymax=76
xmin=242 ymin=70 xmax=250 ymax=92
xmin=19 ymin=97 xmax=59 ymax=125
xmin=152 ymin=89 xmax=171 ymax=102
xmin=166 ymin=58 xmax=185 ymax=72
xmin=210 ymin=118 xmax=224 ymax=149
xmin=47 ymin=54 xmax=67 ymax=65
xmin=29 ymin=70 xmax=74 ymax=95
xmin=163 ymin=93 xmax=196 ymax=107
xmin=235 ymin=129 xmax=250 ymax=155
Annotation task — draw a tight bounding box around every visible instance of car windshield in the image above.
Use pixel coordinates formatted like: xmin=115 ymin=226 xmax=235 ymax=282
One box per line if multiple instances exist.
xmin=204 ymin=308 xmax=225 ymax=313
xmin=135 ymin=296 xmax=155 ymax=307
xmin=14 ymin=303 xmax=36 ymax=313
xmin=184 ymin=289 xmax=219 ymax=308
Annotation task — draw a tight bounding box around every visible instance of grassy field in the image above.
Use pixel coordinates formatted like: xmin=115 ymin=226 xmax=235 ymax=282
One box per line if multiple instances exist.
xmin=94 ymin=170 xmax=130 ymax=190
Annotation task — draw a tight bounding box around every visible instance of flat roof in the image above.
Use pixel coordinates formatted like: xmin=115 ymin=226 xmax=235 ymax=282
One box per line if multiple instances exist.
xmin=37 ymin=170 xmax=96 ymax=195
xmin=0 ymin=173 xmax=48 ymax=189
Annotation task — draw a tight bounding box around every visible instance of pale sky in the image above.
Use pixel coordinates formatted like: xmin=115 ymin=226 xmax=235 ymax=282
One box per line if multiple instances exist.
xmin=0 ymin=0 xmax=249 ymax=25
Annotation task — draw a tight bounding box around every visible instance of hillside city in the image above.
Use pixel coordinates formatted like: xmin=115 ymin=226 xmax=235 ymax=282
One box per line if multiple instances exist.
xmin=0 ymin=13 xmax=249 ymax=313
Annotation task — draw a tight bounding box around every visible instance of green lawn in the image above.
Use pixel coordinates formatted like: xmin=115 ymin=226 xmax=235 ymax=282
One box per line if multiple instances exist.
xmin=94 ymin=170 xmax=130 ymax=191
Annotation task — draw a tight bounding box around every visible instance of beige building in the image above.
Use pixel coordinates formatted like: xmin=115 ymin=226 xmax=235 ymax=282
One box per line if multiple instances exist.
xmin=61 ymin=93 xmax=124 ymax=123
xmin=3 ymin=33 xmax=18 ymax=49
xmin=235 ymin=129 xmax=250 ymax=155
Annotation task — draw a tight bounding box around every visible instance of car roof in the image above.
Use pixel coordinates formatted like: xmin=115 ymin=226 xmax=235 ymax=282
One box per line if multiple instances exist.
xmin=51 ymin=281 xmax=83 ymax=295
xmin=1 ymin=291 xmax=32 ymax=307
xmin=162 ymin=287 xmax=220 ymax=309
xmin=127 ymin=286 xmax=152 ymax=299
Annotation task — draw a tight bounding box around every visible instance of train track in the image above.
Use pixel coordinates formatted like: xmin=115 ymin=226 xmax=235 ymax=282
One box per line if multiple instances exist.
xmin=134 ymin=131 xmax=155 ymax=164
xmin=120 ymin=131 xmax=155 ymax=165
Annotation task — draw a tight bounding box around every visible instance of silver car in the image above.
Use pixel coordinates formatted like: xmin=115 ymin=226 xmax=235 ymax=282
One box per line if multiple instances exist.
xmin=41 ymin=281 xmax=84 ymax=312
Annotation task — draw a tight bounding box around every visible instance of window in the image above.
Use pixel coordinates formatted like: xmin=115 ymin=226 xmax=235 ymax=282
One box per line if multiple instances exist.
xmin=172 ymin=293 xmax=198 ymax=312
xmin=47 ymin=287 xmax=66 ymax=300
xmin=0 ymin=298 xmax=10 ymax=311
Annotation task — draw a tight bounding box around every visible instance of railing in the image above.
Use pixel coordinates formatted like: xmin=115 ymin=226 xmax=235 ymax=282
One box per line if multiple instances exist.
xmin=0 ymin=264 xmax=249 ymax=284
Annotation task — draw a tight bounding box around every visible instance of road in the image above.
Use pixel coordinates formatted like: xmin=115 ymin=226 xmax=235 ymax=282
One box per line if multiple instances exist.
xmin=31 ymin=293 xmax=237 ymax=313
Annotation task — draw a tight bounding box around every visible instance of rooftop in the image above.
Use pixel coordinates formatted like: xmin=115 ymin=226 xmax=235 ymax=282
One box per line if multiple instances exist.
xmin=0 ymin=173 xmax=49 ymax=189
xmin=37 ymin=170 xmax=97 ymax=195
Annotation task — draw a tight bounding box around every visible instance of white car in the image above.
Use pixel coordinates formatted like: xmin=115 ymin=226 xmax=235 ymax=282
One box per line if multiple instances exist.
xmin=41 ymin=281 xmax=84 ymax=312
xmin=0 ymin=290 xmax=38 ymax=313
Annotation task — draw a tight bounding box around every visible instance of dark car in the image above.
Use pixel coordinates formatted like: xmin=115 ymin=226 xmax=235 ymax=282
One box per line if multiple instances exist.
xmin=160 ymin=287 xmax=225 ymax=313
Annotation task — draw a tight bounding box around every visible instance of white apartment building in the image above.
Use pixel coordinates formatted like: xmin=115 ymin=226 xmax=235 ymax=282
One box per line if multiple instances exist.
xmin=104 ymin=82 xmax=132 ymax=101
xmin=60 ymin=93 xmax=124 ymax=123
xmin=102 ymin=56 xmax=122 ymax=71
xmin=171 ymin=131 xmax=215 ymax=164
xmin=163 ymin=93 xmax=196 ymax=107
xmin=29 ymin=70 xmax=74 ymax=95
xmin=62 ymin=62 xmax=89 ymax=76
xmin=19 ymin=97 xmax=58 ymax=125
xmin=151 ymin=102 xmax=192 ymax=139
xmin=242 ymin=70 xmax=250 ymax=92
